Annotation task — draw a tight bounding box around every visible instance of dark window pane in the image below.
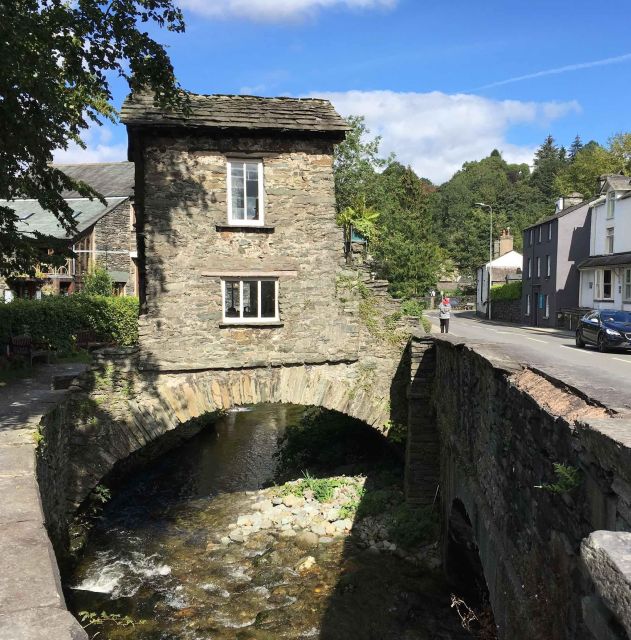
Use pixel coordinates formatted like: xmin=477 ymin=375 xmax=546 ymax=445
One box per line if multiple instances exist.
xmin=231 ymin=163 xmax=245 ymax=220
xmin=261 ymin=281 xmax=276 ymax=318
xmin=225 ymin=281 xmax=240 ymax=317
xmin=243 ymin=280 xmax=258 ymax=317
xmin=245 ymin=162 xmax=259 ymax=220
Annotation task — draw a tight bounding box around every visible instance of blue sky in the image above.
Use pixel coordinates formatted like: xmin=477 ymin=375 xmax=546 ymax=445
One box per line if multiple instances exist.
xmin=56 ymin=0 xmax=631 ymax=184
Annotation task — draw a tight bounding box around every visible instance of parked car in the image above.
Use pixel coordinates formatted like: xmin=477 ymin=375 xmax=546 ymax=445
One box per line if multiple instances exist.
xmin=575 ymin=310 xmax=631 ymax=352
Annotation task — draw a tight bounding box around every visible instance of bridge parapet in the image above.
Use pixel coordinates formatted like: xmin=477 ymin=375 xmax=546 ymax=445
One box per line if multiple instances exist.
xmin=406 ymin=333 xmax=631 ymax=640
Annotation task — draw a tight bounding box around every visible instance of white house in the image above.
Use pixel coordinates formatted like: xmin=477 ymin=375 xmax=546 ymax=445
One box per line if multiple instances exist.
xmin=578 ymin=175 xmax=631 ymax=311
xmin=476 ymin=230 xmax=523 ymax=317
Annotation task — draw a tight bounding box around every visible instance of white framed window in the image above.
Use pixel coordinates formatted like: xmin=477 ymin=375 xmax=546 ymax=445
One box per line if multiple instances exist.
xmin=605 ymin=227 xmax=614 ymax=254
xmin=526 ymin=294 xmax=531 ymax=316
xmin=544 ymin=294 xmax=549 ymax=319
xmin=625 ymin=269 xmax=631 ymax=301
xmin=527 ymin=258 xmax=531 ymax=279
xmin=536 ymin=256 xmax=541 ymax=278
xmin=227 ymin=159 xmax=264 ymax=226
xmin=546 ymin=255 xmax=551 ymax=277
xmin=607 ymin=191 xmax=615 ymax=219
xmin=222 ymin=278 xmax=278 ymax=323
xmin=548 ymin=223 xmax=552 ymax=241
xmin=538 ymin=226 xmax=542 ymax=243
xmin=529 ymin=229 xmax=534 ymax=246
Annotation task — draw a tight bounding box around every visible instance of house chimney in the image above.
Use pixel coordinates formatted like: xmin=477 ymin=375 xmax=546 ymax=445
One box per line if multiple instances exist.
xmin=556 ymin=192 xmax=583 ymax=212
xmin=498 ymin=228 xmax=513 ymax=257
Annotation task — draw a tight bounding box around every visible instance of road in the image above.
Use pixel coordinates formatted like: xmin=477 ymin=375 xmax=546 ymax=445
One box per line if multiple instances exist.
xmin=425 ymin=311 xmax=631 ymax=413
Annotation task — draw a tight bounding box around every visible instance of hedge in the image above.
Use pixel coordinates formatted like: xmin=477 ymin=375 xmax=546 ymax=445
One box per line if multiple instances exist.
xmin=490 ymin=280 xmax=522 ymax=301
xmin=0 ymin=295 xmax=139 ymax=352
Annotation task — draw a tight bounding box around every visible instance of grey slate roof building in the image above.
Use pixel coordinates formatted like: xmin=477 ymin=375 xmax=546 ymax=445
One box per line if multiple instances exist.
xmin=120 ymin=92 xmax=350 ymax=138
xmin=1 ymin=162 xmax=137 ymax=299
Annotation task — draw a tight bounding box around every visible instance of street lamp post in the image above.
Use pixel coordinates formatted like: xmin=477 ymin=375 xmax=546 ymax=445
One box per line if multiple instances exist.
xmin=475 ymin=202 xmax=493 ymax=320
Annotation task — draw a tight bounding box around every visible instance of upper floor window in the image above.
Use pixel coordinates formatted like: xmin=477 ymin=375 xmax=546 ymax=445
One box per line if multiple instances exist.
xmin=548 ymin=223 xmax=552 ymax=241
xmin=607 ymin=191 xmax=615 ymax=219
xmin=546 ymin=255 xmax=551 ymax=277
xmin=527 ymin=258 xmax=531 ymax=279
xmin=605 ymin=227 xmax=614 ymax=254
xmin=227 ymin=159 xmax=264 ymax=226
xmin=538 ymin=226 xmax=542 ymax=243
xmin=536 ymin=256 xmax=541 ymax=278
xmin=222 ymin=278 xmax=278 ymax=323
xmin=529 ymin=229 xmax=534 ymax=246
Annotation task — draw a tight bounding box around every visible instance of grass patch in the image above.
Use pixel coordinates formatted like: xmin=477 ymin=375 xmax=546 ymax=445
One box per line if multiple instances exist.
xmin=387 ymin=503 xmax=438 ymax=549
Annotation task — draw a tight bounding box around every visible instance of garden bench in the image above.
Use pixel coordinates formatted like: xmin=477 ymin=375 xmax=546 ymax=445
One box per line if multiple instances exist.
xmin=9 ymin=335 xmax=51 ymax=366
xmin=75 ymin=329 xmax=107 ymax=351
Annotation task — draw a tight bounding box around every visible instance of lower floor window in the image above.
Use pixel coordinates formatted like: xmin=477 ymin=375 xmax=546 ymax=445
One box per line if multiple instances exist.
xmin=544 ymin=294 xmax=550 ymax=318
xmin=223 ymin=278 xmax=278 ymax=322
xmin=526 ymin=294 xmax=531 ymax=315
xmin=625 ymin=268 xmax=631 ymax=301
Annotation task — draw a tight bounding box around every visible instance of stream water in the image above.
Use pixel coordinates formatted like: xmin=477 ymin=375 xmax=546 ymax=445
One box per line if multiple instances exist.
xmin=67 ymin=404 xmax=474 ymax=640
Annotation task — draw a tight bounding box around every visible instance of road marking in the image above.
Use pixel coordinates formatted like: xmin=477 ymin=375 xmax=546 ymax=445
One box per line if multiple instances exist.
xmin=612 ymin=357 xmax=631 ymax=365
xmin=560 ymin=345 xmax=592 ymax=353
xmin=525 ymin=337 xmax=548 ymax=343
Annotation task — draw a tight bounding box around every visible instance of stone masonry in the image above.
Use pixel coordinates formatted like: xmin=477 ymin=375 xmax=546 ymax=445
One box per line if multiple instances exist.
xmin=121 ymin=94 xmax=358 ymax=371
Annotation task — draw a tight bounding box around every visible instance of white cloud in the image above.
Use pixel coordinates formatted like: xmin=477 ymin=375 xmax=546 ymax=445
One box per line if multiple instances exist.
xmin=178 ymin=0 xmax=396 ymax=21
xmin=53 ymin=123 xmax=127 ymax=164
xmin=312 ymin=90 xmax=580 ymax=183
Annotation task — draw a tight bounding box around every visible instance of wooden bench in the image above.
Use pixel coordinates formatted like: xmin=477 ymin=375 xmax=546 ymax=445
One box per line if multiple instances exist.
xmin=9 ymin=335 xmax=51 ymax=366
xmin=75 ymin=329 xmax=107 ymax=351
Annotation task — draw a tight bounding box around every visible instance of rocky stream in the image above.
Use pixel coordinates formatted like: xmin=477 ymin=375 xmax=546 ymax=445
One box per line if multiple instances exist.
xmin=66 ymin=404 xmax=477 ymax=639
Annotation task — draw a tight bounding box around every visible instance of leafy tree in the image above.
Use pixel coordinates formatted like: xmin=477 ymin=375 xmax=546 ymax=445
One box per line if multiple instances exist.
xmin=608 ymin=133 xmax=631 ymax=174
xmin=554 ymin=142 xmax=617 ymax=198
xmin=372 ymin=164 xmax=442 ymax=297
xmin=568 ymin=134 xmax=583 ymax=161
xmin=82 ymin=267 xmax=113 ymax=296
xmin=0 ymin=0 xmax=187 ymax=276
xmin=529 ymin=135 xmax=567 ymax=201
xmin=333 ymin=115 xmax=387 ymax=213
xmin=336 ymin=195 xmax=380 ymax=260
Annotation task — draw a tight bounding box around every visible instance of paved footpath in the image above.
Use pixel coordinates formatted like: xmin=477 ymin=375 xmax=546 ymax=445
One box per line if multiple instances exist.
xmin=426 ymin=311 xmax=631 ymax=414
xmin=0 ymin=363 xmax=89 ymax=640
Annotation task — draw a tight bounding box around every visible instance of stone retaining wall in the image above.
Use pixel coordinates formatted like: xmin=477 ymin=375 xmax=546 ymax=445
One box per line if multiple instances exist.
xmin=410 ymin=335 xmax=631 ymax=640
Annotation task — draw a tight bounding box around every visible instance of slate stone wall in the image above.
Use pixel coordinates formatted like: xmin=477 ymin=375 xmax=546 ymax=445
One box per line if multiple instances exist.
xmin=133 ymin=133 xmax=359 ymax=371
xmin=489 ymin=298 xmax=521 ymax=323
xmin=93 ymin=199 xmax=135 ymax=295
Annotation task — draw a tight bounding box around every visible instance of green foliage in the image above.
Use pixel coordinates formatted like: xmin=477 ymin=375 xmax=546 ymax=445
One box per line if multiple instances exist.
xmin=555 ymin=134 xmax=631 ymax=198
xmin=0 ymin=294 xmax=139 ymax=352
xmin=275 ymin=407 xmax=388 ymax=480
xmin=421 ymin=315 xmax=432 ymax=333
xmin=1 ymin=0 xmax=187 ymax=275
xmin=82 ymin=267 xmax=113 ymax=296
xmin=387 ymin=503 xmax=438 ymax=549
xmin=490 ymin=280 xmax=522 ymax=301
xmin=32 ymin=428 xmax=44 ymax=446
xmin=79 ymin=610 xmax=137 ymax=635
xmin=336 ymin=195 xmax=380 ymax=245
xmin=400 ymin=299 xmax=425 ymax=317
xmin=541 ymin=463 xmax=581 ymax=494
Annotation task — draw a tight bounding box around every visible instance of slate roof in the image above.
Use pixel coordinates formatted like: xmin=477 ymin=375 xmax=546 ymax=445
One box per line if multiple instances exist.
xmin=120 ymin=93 xmax=350 ymax=136
xmin=600 ymin=174 xmax=631 ymax=192
xmin=54 ymin=162 xmax=135 ymax=198
xmin=578 ymin=251 xmax=631 ymax=269
xmin=3 ymin=197 xmax=128 ymax=240
xmin=523 ymin=197 xmax=597 ymax=231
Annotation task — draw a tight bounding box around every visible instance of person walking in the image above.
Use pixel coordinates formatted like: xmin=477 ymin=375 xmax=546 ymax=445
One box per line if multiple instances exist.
xmin=438 ymin=296 xmax=451 ymax=333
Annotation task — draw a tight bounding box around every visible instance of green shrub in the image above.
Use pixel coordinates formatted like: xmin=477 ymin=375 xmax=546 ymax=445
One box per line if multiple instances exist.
xmin=387 ymin=503 xmax=438 ymax=549
xmin=400 ymin=299 xmax=426 ymax=317
xmin=82 ymin=267 xmax=113 ymax=296
xmin=0 ymin=294 xmax=139 ymax=352
xmin=490 ymin=280 xmax=522 ymax=301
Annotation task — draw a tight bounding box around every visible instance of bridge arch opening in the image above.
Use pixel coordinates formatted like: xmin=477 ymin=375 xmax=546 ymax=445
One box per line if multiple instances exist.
xmin=445 ymin=498 xmax=497 ymax=637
